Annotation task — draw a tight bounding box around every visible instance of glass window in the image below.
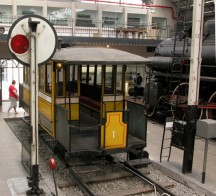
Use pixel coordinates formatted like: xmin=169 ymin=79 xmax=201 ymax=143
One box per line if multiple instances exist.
xmin=76 ymin=10 xmax=97 ymax=28
xmin=17 ymin=6 xmax=42 ymax=16
xmin=116 ymin=65 xmax=123 ymax=93
xmin=46 ymin=64 xmax=52 ymax=94
xmin=48 ymin=7 xmax=72 ymax=27
xmin=39 ymin=65 xmax=45 ymax=91
xmin=56 ymin=66 xmax=63 ymax=96
xmin=96 ymin=65 xmax=102 ymax=86
xmin=105 ymin=65 xmax=113 ymax=89
xmin=89 ymin=65 xmax=95 ymax=85
xmin=81 ymin=65 xmax=87 ymax=84
xmin=66 ymin=65 xmax=78 ymax=96
xmin=74 ymin=65 xmax=78 ymax=81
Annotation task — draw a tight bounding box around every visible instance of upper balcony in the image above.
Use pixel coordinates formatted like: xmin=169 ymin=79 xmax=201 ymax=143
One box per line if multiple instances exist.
xmin=0 ymin=16 xmax=175 ymax=47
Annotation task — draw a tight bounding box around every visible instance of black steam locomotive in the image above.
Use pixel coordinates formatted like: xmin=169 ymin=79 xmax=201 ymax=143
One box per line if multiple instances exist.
xmin=144 ymin=19 xmax=216 ymax=120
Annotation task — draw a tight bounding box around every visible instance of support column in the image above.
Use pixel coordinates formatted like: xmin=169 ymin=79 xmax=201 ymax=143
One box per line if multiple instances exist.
xmin=97 ymin=6 xmax=102 ymax=36
xmin=71 ymin=2 xmax=76 ymax=36
xmin=42 ymin=0 xmax=47 ymax=17
xmin=182 ymin=0 xmax=204 ymax=174
xmin=147 ymin=8 xmax=152 ymax=39
xmin=12 ymin=0 xmax=17 ymax=18
xmin=123 ymin=7 xmax=127 ymax=28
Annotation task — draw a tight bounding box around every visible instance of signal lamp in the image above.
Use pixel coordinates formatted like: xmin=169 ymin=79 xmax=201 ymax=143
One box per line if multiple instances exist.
xmin=10 ymin=34 xmax=29 ymax=54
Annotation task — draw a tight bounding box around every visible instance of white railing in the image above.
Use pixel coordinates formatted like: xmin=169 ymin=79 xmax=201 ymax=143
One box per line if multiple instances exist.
xmin=0 ymin=16 xmax=175 ymax=40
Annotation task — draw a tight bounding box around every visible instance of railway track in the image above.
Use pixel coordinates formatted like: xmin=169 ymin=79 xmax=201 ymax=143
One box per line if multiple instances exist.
xmin=38 ymin=126 xmax=176 ymax=196
xmin=5 ymin=117 xmax=203 ymax=196
xmin=41 ymin=136 xmax=175 ymax=195
xmin=66 ymin=158 xmax=175 ymax=196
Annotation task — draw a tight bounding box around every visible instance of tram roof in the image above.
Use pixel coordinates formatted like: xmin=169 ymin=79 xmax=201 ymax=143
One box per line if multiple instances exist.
xmin=52 ymin=47 xmax=151 ymax=65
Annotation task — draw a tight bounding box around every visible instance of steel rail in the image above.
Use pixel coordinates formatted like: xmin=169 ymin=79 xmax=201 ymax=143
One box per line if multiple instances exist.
xmin=69 ymin=168 xmax=95 ymax=196
xmin=120 ymin=161 xmax=176 ymax=196
xmin=38 ymin=129 xmax=96 ymax=196
xmin=38 ymin=122 xmax=174 ymax=196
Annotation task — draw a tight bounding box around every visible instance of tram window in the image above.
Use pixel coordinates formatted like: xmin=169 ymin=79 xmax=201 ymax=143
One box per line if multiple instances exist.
xmin=116 ymin=66 xmax=123 ymax=93
xmin=96 ymin=65 xmax=102 ymax=86
xmin=105 ymin=65 xmax=114 ymax=94
xmin=74 ymin=65 xmax=78 ymax=81
xmin=66 ymin=65 xmax=78 ymax=96
xmin=39 ymin=65 xmax=45 ymax=91
xmin=126 ymin=66 xmax=145 ymax=88
xmin=45 ymin=64 xmax=52 ymax=94
xmin=81 ymin=65 xmax=87 ymax=84
xmin=56 ymin=67 xmax=63 ymax=96
xmin=89 ymin=65 xmax=95 ymax=85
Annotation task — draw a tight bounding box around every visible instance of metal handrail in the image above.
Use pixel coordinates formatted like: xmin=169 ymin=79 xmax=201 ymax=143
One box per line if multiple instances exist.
xmin=0 ymin=16 xmax=175 ymax=40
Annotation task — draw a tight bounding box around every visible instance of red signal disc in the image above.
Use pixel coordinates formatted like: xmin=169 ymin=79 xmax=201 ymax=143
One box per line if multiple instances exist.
xmin=48 ymin=157 xmax=57 ymax=170
xmin=10 ymin=34 xmax=29 ymax=54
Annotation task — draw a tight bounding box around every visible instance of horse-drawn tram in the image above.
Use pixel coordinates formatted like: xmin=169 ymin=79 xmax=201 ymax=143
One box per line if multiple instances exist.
xmin=19 ymin=46 xmax=151 ymax=158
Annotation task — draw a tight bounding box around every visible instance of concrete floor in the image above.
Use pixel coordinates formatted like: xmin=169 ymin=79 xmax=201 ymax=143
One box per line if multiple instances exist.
xmin=0 ymin=102 xmax=57 ymax=196
xmin=0 ymin=102 xmax=28 ymax=195
xmin=0 ymin=101 xmax=216 ymax=195
xmin=146 ymin=119 xmax=216 ymax=196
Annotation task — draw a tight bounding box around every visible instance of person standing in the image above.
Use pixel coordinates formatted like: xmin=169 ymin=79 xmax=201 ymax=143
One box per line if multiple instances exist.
xmin=8 ymin=80 xmax=19 ymax=114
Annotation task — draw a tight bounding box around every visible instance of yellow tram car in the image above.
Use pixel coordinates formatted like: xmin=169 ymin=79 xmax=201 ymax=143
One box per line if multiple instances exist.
xmin=19 ymin=46 xmax=150 ymax=158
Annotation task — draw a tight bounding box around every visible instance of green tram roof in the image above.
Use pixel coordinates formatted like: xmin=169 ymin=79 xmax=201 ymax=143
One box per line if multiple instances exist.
xmin=52 ymin=47 xmax=151 ymax=65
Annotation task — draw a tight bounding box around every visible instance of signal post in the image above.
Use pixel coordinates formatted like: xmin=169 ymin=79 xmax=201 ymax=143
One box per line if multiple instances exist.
xmin=8 ymin=15 xmax=57 ymax=194
xmin=183 ymin=0 xmax=204 ymax=173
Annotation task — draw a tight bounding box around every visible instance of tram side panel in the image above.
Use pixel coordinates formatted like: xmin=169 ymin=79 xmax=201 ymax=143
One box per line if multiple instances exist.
xmin=127 ymin=101 xmax=147 ymax=147
xmin=55 ymin=104 xmax=70 ymax=151
xmin=19 ymin=83 xmax=54 ymax=135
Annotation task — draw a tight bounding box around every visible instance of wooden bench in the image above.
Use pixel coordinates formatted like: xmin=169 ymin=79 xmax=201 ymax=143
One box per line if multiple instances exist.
xmin=80 ymin=84 xmax=102 ymax=115
xmin=80 ymin=96 xmax=101 ymax=112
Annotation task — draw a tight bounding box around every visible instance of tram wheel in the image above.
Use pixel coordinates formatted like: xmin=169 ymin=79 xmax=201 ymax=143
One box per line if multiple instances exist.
xmin=53 ymin=142 xmax=67 ymax=158
xmin=206 ymin=91 xmax=216 ymax=119
xmin=128 ymin=149 xmax=149 ymax=160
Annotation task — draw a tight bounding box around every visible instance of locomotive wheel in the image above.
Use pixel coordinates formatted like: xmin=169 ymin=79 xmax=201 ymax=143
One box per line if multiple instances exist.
xmin=206 ymin=91 xmax=216 ymax=119
xmin=171 ymin=83 xmax=202 ymax=120
xmin=144 ymin=104 xmax=156 ymax=117
xmin=171 ymin=83 xmax=189 ymax=120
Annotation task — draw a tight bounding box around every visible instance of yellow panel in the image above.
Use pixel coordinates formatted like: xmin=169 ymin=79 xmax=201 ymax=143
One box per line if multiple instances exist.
xmin=23 ymin=88 xmax=30 ymax=104
xmin=101 ymin=112 xmax=127 ymax=149
xmin=103 ymin=101 xmax=123 ymax=111
xmin=65 ymin=103 xmax=79 ymax=120
xmin=38 ymin=97 xmax=52 ymax=121
xmin=22 ymin=87 xmax=54 ymax=137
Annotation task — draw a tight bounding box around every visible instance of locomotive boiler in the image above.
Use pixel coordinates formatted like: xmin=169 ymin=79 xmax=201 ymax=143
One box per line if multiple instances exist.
xmin=144 ymin=19 xmax=216 ymax=120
